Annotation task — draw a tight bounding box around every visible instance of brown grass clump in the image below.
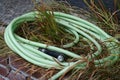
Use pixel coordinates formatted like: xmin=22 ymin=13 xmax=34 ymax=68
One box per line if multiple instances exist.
xmin=84 ymin=0 xmax=120 ymax=36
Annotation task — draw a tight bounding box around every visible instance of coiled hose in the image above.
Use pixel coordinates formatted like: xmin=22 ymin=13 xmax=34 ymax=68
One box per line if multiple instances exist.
xmin=4 ymin=12 xmax=120 ymax=80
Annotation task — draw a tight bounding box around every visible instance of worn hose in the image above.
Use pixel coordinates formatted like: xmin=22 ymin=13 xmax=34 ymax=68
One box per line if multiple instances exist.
xmin=4 ymin=12 xmax=120 ymax=80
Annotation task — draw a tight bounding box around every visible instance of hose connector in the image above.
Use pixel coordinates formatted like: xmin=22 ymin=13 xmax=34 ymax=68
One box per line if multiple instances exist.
xmin=38 ymin=48 xmax=66 ymax=62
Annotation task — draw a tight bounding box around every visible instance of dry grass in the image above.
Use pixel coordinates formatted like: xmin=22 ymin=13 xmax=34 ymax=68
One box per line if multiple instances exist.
xmin=15 ymin=0 xmax=93 ymax=57
xmin=84 ymin=0 xmax=120 ymax=36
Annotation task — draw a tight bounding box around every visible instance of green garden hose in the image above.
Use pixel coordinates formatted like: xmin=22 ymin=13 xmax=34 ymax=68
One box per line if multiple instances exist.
xmin=4 ymin=11 xmax=120 ymax=80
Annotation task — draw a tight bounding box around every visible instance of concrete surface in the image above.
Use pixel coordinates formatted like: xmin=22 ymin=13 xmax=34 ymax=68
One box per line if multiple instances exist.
xmin=0 ymin=0 xmax=33 ymax=24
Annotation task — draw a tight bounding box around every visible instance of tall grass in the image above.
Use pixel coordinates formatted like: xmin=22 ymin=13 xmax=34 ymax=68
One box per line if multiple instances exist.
xmin=16 ymin=0 xmax=75 ymax=46
xmin=84 ymin=0 xmax=120 ymax=36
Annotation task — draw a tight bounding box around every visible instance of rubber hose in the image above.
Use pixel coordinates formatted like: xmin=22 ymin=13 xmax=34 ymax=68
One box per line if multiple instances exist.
xmin=4 ymin=11 xmax=120 ymax=80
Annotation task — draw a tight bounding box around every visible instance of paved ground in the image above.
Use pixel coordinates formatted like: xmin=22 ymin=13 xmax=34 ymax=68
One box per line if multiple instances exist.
xmin=0 ymin=54 xmax=43 ymax=80
xmin=0 ymin=0 xmax=33 ymax=24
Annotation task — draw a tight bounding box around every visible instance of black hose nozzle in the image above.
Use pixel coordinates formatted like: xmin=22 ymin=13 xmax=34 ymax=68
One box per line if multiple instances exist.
xmin=38 ymin=48 xmax=67 ymax=62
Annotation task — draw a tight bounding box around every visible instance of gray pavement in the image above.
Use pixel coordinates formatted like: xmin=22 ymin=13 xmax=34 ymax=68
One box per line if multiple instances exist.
xmin=0 ymin=0 xmax=33 ymax=24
